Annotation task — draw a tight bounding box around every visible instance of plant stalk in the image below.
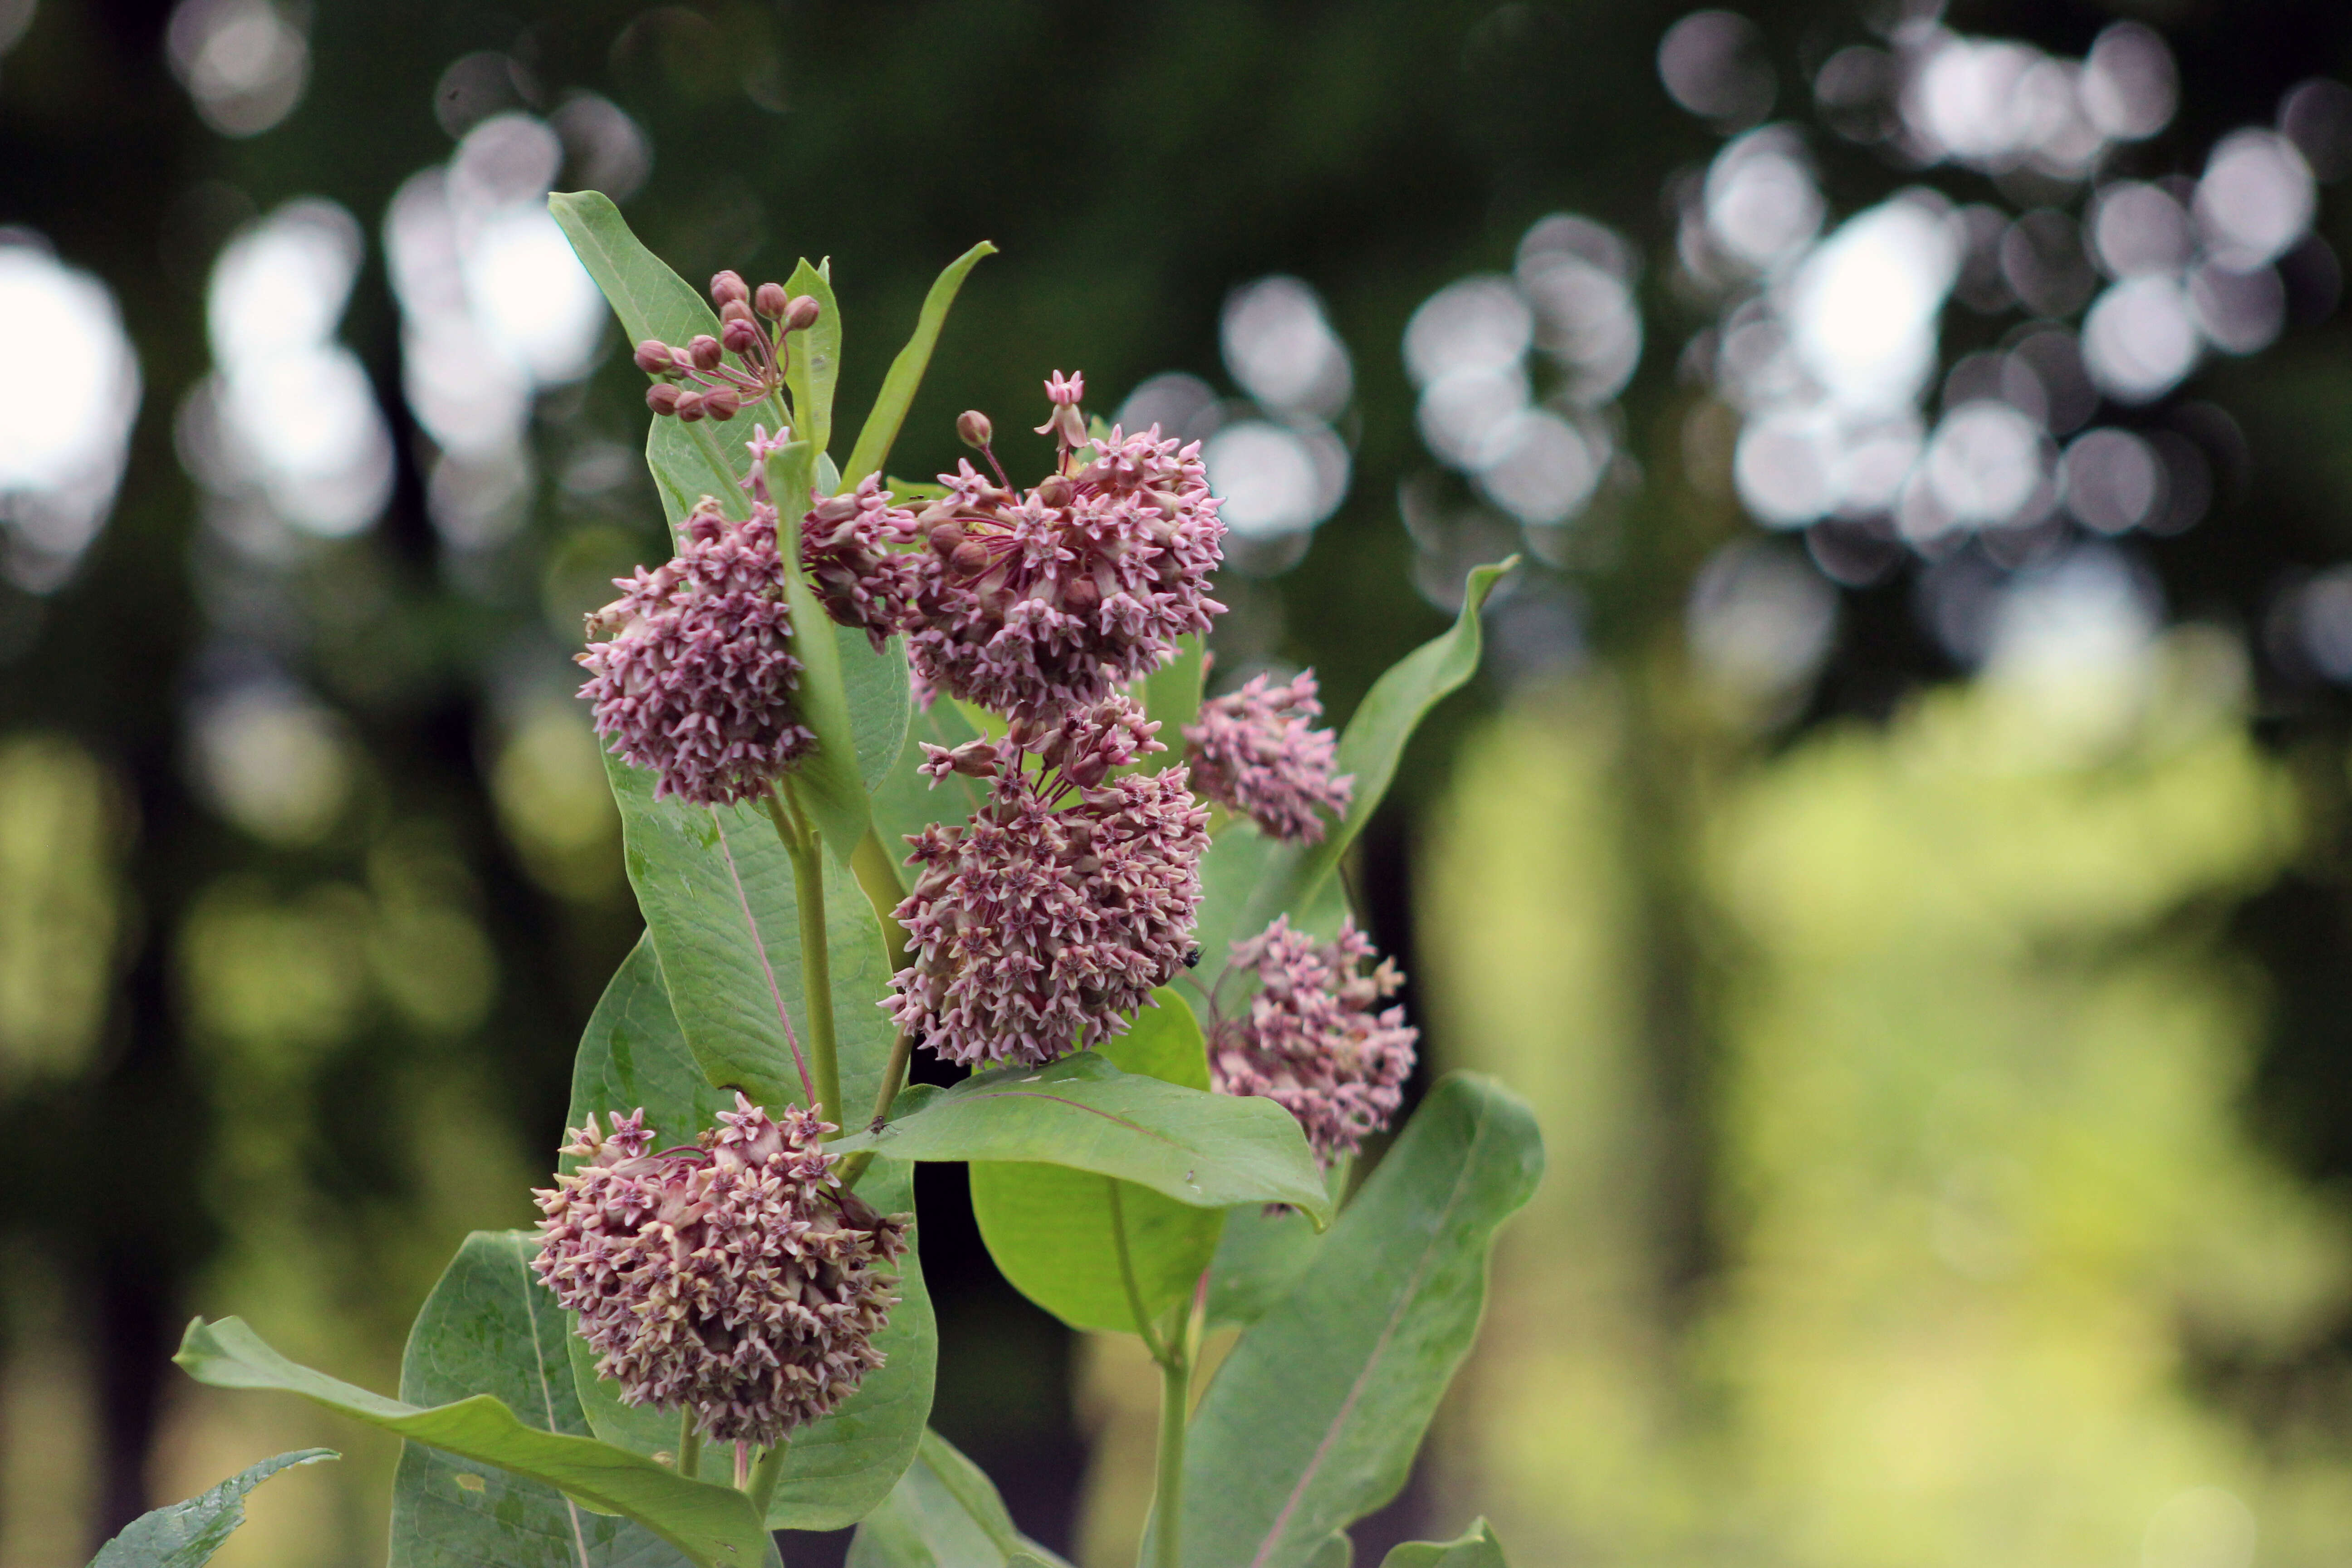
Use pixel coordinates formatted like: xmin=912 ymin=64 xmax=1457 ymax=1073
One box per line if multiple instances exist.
xmin=1150 ymin=1343 xmax=1191 ymax=1568
xmin=766 ymin=782 xmax=842 ymax=1126
xmin=851 ymin=824 xmax=917 ymax=1132
xmin=677 ymin=1410 xmax=701 ymax=1480
xmin=747 ymin=1438 xmax=791 ymax=1519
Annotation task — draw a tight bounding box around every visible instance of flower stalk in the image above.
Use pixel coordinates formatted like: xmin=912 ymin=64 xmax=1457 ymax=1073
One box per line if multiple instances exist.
xmin=766 ymin=779 xmax=842 ymax=1126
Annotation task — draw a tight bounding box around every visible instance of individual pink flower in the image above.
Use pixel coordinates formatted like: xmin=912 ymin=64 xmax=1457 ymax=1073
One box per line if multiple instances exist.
xmin=531 ymin=1095 xmax=909 ymax=1446
xmin=887 ymin=695 xmax=1209 ymax=1066
xmin=898 ymin=383 xmax=1225 ymax=720
xmin=1184 ymin=669 xmax=1354 ymax=843
xmin=1210 ymin=916 xmax=1417 ymax=1166
xmin=577 ymin=496 xmax=813 ymax=806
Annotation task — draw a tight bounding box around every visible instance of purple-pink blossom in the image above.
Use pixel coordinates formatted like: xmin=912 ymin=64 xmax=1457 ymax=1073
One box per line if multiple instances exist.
xmin=1184 ymin=669 xmax=1354 ymax=843
xmin=577 ymin=496 xmax=813 ymax=806
xmin=1210 ymin=916 xmax=1418 ymax=1166
xmin=887 ymin=696 xmax=1209 ymax=1067
xmin=894 ymin=384 xmax=1224 ymax=720
xmin=801 ymin=475 xmax=923 ymax=650
xmin=531 ymin=1095 xmax=909 ymax=1446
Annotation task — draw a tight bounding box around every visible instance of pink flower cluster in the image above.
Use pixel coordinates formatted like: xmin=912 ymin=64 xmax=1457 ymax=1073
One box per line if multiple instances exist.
xmin=802 ymin=474 xmax=922 ymax=650
xmin=577 ymin=496 xmax=813 ymax=806
xmin=1183 ymin=670 xmax=1354 ymax=843
xmin=799 ymin=377 xmax=1225 ymax=721
xmin=1211 ymin=917 xmax=1418 ymax=1166
xmin=531 ymin=1096 xmax=909 ymax=1446
xmin=886 ymin=695 xmax=1208 ymax=1066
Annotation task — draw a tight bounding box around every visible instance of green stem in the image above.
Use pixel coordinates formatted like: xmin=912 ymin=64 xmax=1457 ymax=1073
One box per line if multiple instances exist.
xmin=1150 ymin=1343 xmax=1191 ymax=1568
xmin=747 ymin=1439 xmax=790 ymax=1518
xmin=1107 ymin=1179 xmax=1170 ymax=1364
xmin=766 ymin=783 xmax=842 ymax=1125
xmin=852 ymin=825 xmax=917 ymax=1138
xmin=677 ymin=1410 xmax=701 ymax=1480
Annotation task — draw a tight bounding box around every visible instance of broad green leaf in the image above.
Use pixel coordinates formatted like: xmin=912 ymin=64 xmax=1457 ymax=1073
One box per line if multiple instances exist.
xmin=783 ymin=260 xmax=842 ymax=466
xmin=870 ymin=698 xmax=987 ymax=871
xmin=1196 ymin=561 xmax=1514 ymax=974
xmin=843 ymin=242 xmax=998 ymax=489
xmin=762 ymin=436 xmax=879 ymax=868
xmin=173 ymin=1318 xmax=774 ymax=1568
xmin=1379 ymin=1519 xmax=1508 ymax=1568
xmin=1202 ymin=1158 xmax=1348 ymax=1330
xmin=604 ymin=749 xmax=895 ymax=1138
xmin=828 ymin=1048 xmax=1330 ymax=1220
xmin=969 ymin=995 xmax=1225 ymax=1335
xmin=548 ymin=190 xmax=748 ymax=517
xmin=90 ymin=1449 xmax=335 ymax=1568
xmin=562 ymin=939 xmax=937 ymax=1530
xmin=844 ymin=1429 xmax=1070 ymax=1568
xmin=1140 ymin=633 xmax=1205 ymax=758
xmin=843 ymin=629 xmax=914 ymax=794
xmin=1179 ymin=1075 xmax=1544 ymax=1568
xmin=389 ymin=1231 xmax=691 ymax=1568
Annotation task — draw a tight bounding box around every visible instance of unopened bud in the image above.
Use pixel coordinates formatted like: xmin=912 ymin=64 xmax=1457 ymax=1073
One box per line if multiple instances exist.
xmin=1062 ymin=577 xmax=1099 ymax=614
xmin=957 ymin=411 xmax=994 ymax=450
xmin=689 ymin=334 xmax=723 ymax=371
xmin=1036 ymin=475 xmax=1074 ymax=508
xmin=720 ymin=299 xmax=756 ymax=326
xmin=1147 ymin=489 xmax=1183 ymax=516
xmin=950 ymin=539 xmax=990 ymax=576
xmin=784 ymin=295 xmax=822 ymax=332
xmin=721 ymin=318 xmax=762 ymax=356
xmin=704 ymin=390 xmax=740 ymax=421
xmin=647 ymin=383 xmax=684 ymax=415
xmin=754 ymin=282 xmax=789 ymax=319
xmin=710 ymin=270 xmax=750 ymax=308
xmin=927 ymin=522 xmax=966 ymax=556
xmin=810 ymin=495 xmax=861 ymax=525
xmin=1064 ymin=753 xmax=1109 ymax=788
xmin=634 ymin=339 xmax=674 ymax=374
xmin=674 ymin=389 xmax=706 ymax=421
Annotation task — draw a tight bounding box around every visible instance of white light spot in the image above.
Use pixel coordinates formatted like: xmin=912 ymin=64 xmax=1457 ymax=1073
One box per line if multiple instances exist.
xmin=1703 ymin=126 xmax=1823 ymax=271
xmin=2082 ymin=274 xmax=2201 ymax=403
xmin=1404 ymin=276 xmax=1531 ymax=388
xmin=1202 ymin=421 xmax=1339 ymax=539
xmin=1657 ymin=10 xmax=1775 ymax=127
xmin=2088 ymin=181 xmax=2192 ymax=278
xmin=166 ymin=0 xmax=309 ymax=138
xmin=1924 ymin=400 xmax=2047 ymax=525
xmin=1416 ymin=366 xmax=1532 ymax=472
xmin=0 ymin=242 xmax=141 ymax=590
xmin=2195 ymin=129 xmax=2316 ymax=270
xmin=2079 ymin=22 xmax=2176 ymax=142
xmin=1221 ymin=276 xmax=1352 ymax=421
xmin=1785 ymin=194 xmax=1959 ymax=414
xmin=2061 ymin=428 xmax=2165 ymax=535
xmin=1475 ymin=410 xmax=1598 ymax=526
xmin=1735 ymin=409 xmax=1838 ymax=526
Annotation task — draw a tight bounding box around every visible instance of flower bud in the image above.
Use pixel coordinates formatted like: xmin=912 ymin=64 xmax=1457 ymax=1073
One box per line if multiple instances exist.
xmin=710 ymin=270 xmax=750 ymax=308
xmin=721 ymin=318 xmax=762 ymax=356
xmin=927 ymin=522 xmax=966 ymax=556
xmin=1062 ymin=576 xmax=1099 ymax=615
xmin=784 ymin=294 xmax=822 ymax=332
xmin=647 ymin=383 xmax=684 ymax=415
xmin=720 ymin=299 xmax=756 ymax=326
xmin=754 ymin=281 xmax=789 ymax=319
xmin=675 ymin=389 xmax=706 ymax=421
xmin=1036 ymin=474 xmax=1074 ymax=508
xmin=689 ymin=334 xmax=723 ymax=371
xmin=704 ymin=390 xmax=740 ymax=421
xmin=634 ymin=339 xmax=674 ymax=374
xmin=950 ymin=539 xmax=990 ymax=576
xmin=957 ymin=410 xmax=994 ymax=450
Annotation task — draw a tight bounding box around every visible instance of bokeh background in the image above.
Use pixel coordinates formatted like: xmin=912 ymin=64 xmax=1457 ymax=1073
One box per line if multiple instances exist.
xmin=10 ymin=0 xmax=2352 ymax=1564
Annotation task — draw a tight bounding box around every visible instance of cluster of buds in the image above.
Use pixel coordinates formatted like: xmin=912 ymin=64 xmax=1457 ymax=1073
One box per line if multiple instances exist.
xmin=1210 ymin=917 xmax=1418 ymax=1167
xmin=801 ymin=475 xmax=924 ymax=651
xmin=577 ymin=494 xmax=812 ymax=806
xmin=1183 ymin=669 xmax=1354 ymax=844
xmin=887 ymin=694 xmax=1208 ymax=1066
xmin=634 ymin=270 xmax=823 ymax=423
xmin=531 ymin=1096 xmax=910 ymax=1446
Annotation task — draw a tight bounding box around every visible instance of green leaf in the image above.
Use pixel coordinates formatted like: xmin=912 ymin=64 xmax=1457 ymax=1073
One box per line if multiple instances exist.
xmin=843 ymin=628 xmax=915 ymax=794
xmin=1307 ymin=1532 xmax=1354 ymax=1568
xmin=89 ymin=1449 xmax=336 ymax=1568
xmin=388 ymin=1231 xmax=692 ymax=1568
xmin=1202 ymin=1159 xmax=1347 ymax=1330
xmin=1137 ymin=633 xmax=1205 ymax=774
xmin=969 ymin=995 xmax=1225 ymax=1335
xmin=842 ymin=243 xmax=998 ymax=489
xmin=845 ymin=1429 xmax=1071 ymax=1568
xmin=870 ymin=698 xmax=987 ymax=868
xmin=1194 ymin=561 xmax=1514 ymax=974
xmin=560 ymin=939 xmax=936 ymax=1529
xmin=601 ymin=749 xmax=895 ymax=1145
xmin=1179 ymin=1075 xmax=1544 ymax=1568
xmin=828 ymin=1047 xmax=1330 ymax=1220
xmin=1379 ymin=1519 xmax=1508 ymax=1568
xmin=172 ymin=1318 xmax=774 ymax=1568
xmin=783 ymin=260 xmax=842 ymax=467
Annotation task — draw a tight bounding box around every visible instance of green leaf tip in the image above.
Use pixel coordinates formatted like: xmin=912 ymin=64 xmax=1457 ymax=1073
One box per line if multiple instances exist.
xmin=90 ymin=1448 xmax=337 ymax=1568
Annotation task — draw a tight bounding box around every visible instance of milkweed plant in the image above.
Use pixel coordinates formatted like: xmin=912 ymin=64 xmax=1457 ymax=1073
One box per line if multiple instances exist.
xmin=109 ymin=195 xmax=1541 ymax=1568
